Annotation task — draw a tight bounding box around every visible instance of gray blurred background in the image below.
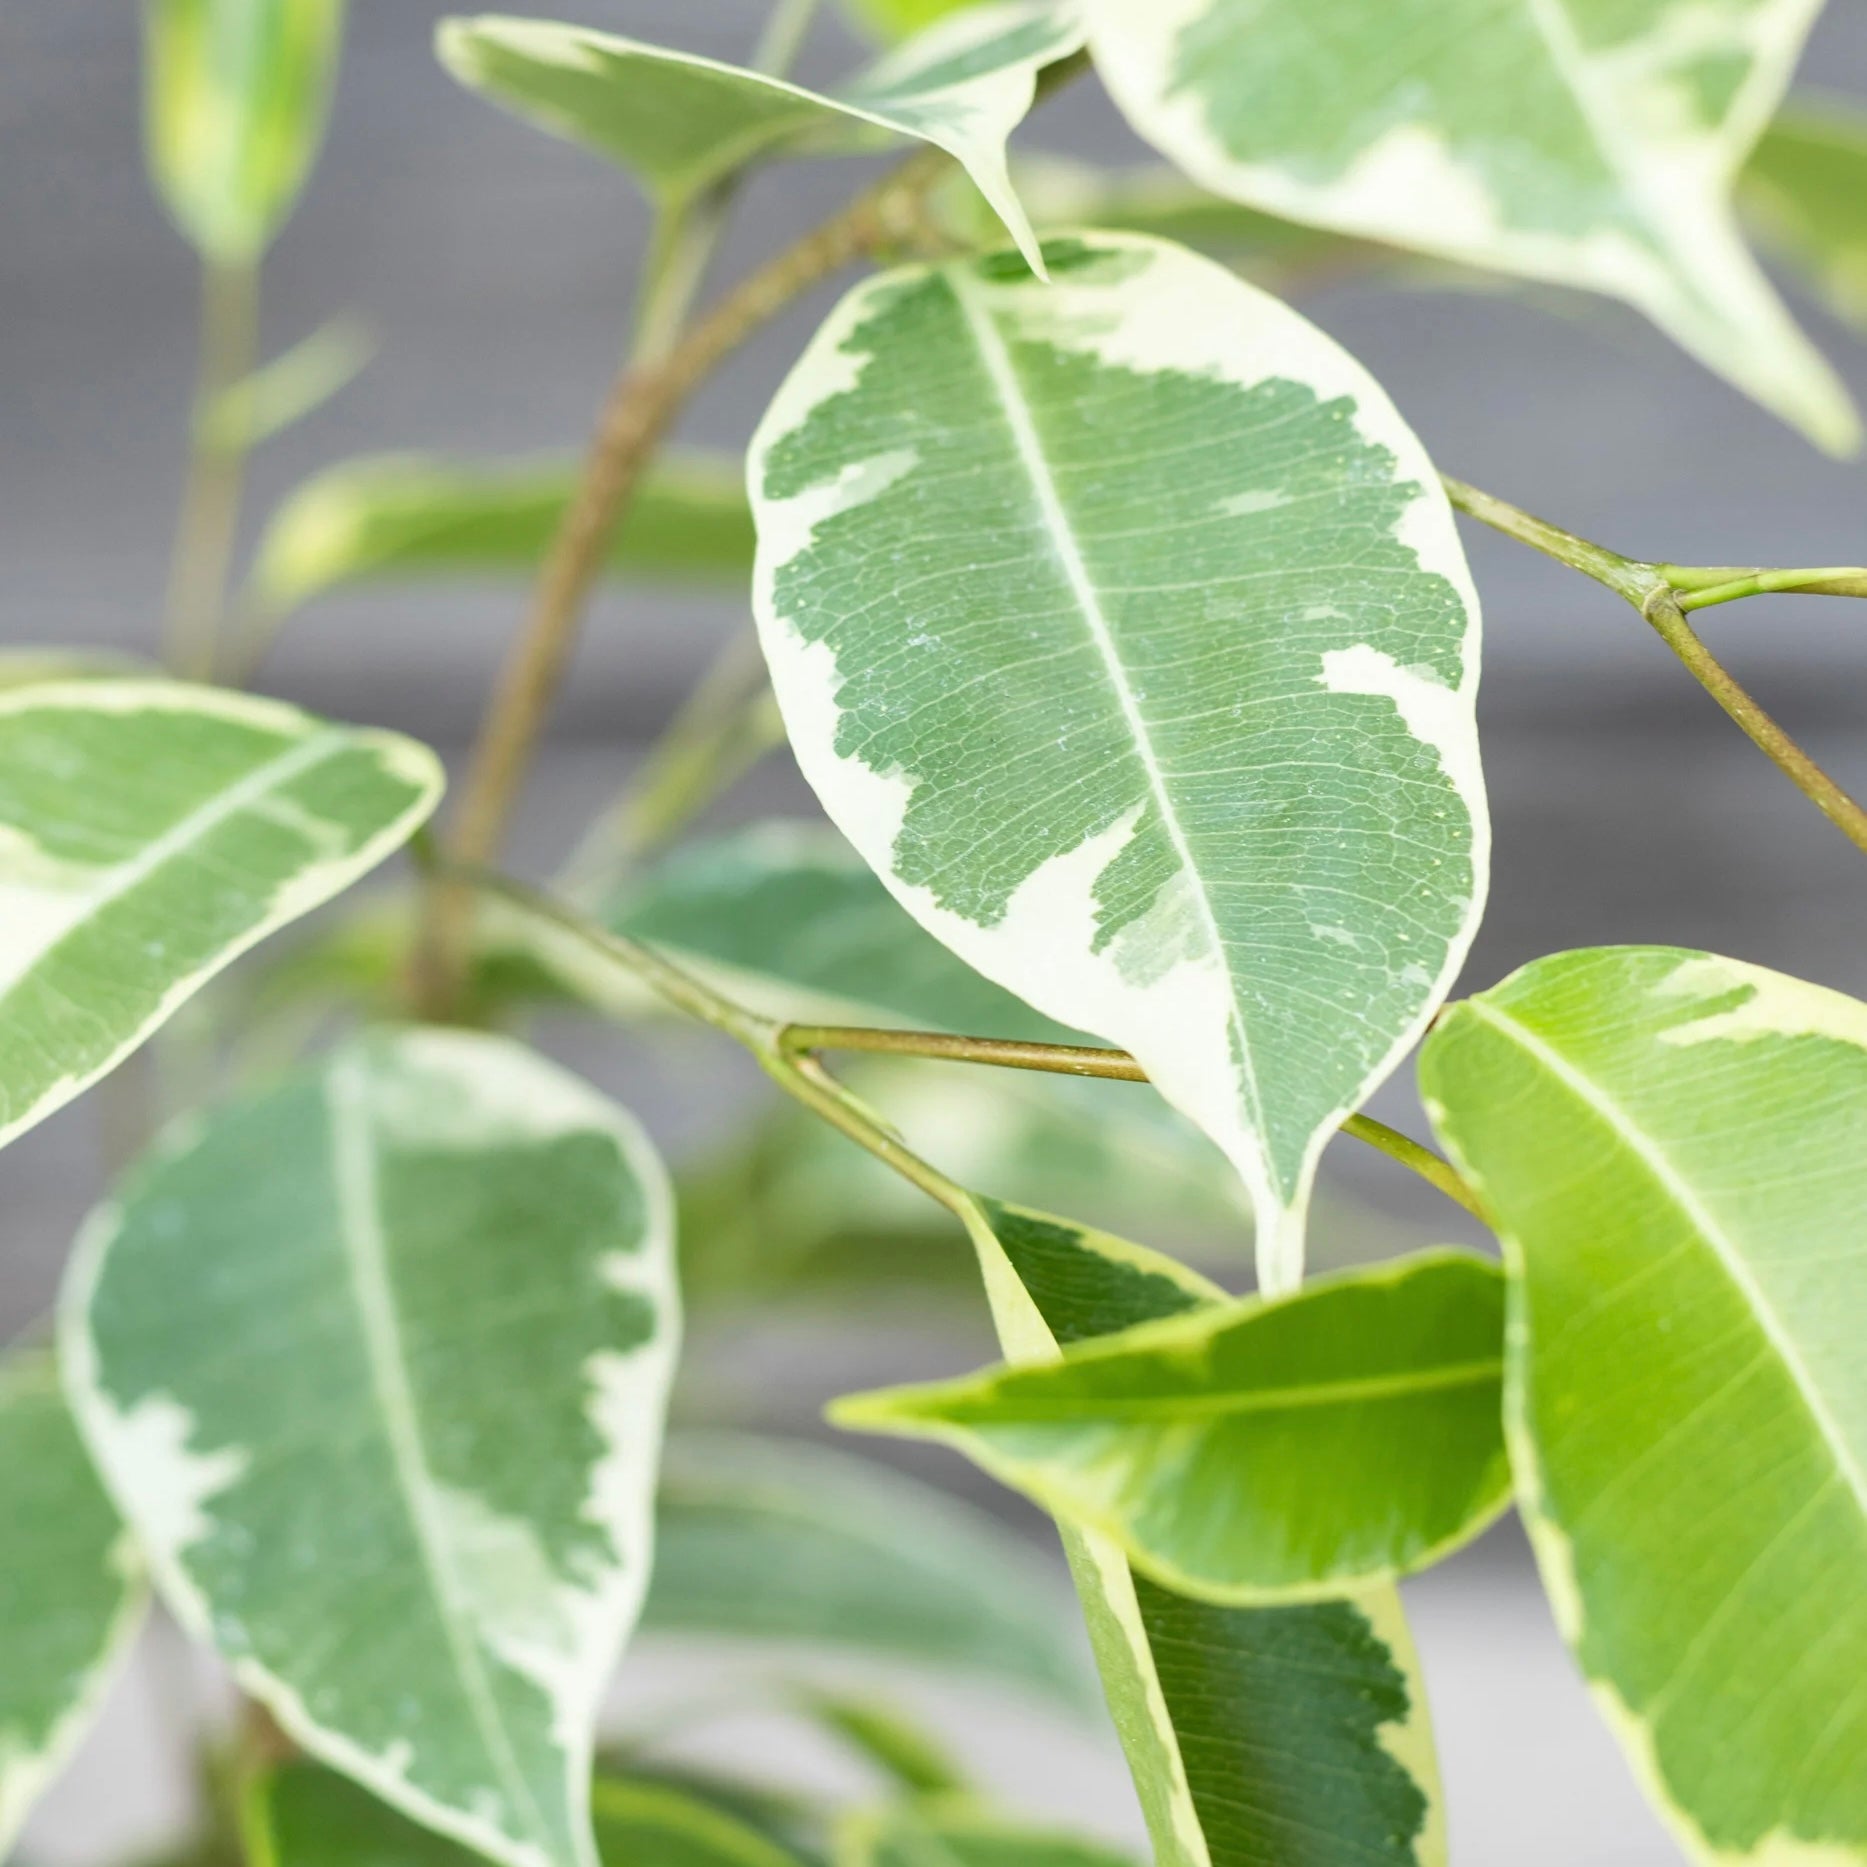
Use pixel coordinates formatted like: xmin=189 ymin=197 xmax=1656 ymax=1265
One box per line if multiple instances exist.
xmin=6 ymin=3 xmax=1867 ymax=1862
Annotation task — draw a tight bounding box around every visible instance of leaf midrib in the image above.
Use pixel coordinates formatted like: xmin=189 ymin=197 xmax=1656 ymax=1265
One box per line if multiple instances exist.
xmin=1469 ymin=997 xmax=1867 ymax=1525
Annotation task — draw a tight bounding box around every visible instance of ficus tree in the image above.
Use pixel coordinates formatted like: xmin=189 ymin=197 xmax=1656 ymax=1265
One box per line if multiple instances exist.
xmin=3 ymin=1 xmax=1866 ymax=1864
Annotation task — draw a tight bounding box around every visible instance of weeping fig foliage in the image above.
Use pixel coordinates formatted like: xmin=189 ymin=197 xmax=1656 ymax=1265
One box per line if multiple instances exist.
xmin=6 ymin=4 xmax=1867 ymax=1867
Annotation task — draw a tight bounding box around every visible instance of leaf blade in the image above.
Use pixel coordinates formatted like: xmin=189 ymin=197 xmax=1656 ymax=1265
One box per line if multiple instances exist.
xmin=64 ymin=1029 xmax=681 ymax=1867
xmin=751 ymin=233 xmax=1486 ymax=1288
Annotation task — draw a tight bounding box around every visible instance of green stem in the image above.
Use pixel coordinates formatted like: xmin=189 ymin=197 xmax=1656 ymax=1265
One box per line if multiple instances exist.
xmin=1439 ymin=474 xmax=1655 ymax=605
xmin=163 ymin=256 xmax=261 ymax=680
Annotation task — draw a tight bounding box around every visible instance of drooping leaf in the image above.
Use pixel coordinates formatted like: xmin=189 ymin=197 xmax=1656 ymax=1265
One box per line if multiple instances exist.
xmin=197 ymin=317 xmax=374 ymax=453
xmin=248 ymin=1761 xmax=807 ymax=1867
xmin=1084 ymin=0 xmax=1858 ymax=452
xmin=751 ymin=233 xmax=1486 ymax=1290
xmin=248 ymin=450 xmax=755 ymax=620
xmin=955 ymin=1197 xmax=1448 ymax=1867
xmin=836 ymin=1249 xmax=1509 ymax=1601
xmin=1422 ymin=946 xmax=1867 ymax=1864
xmin=835 ymin=1798 xmax=1135 ymax=1867
xmin=1743 ymin=96 xmax=1867 ymax=337
xmin=644 ymin=1432 xmax=1091 ymax=1709
xmin=144 ymin=0 xmax=347 ymax=262
xmin=436 ymin=3 xmax=1085 ymax=272
xmin=63 ymin=1029 xmax=681 ymax=1867
xmin=0 ymin=681 xmax=441 ymax=1154
xmin=0 ymin=1350 xmax=145 ymax=1858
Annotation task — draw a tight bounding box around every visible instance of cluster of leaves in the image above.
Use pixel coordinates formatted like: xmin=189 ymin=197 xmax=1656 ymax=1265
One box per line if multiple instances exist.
xmin=4 ymin=4 xmax=1867 ymax=1867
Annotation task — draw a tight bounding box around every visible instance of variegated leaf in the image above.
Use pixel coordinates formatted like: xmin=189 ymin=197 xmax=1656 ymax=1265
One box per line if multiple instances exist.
xmin=437 ymin=3 xmax=1085 ymax=272
xmin=0 ymin=681 xmax=441 ymax=1154
xmin=63 ymin=1029 xmax=680 ymax=1867
xmin=957 ymin=1197 xmax=1448 ymax=1867
xmin=1422 ymin=946 xmax=1867 ymax=1864
xmin=0 ymin=1349 xmax=144 ymax=1858
xmin=1083 ymin=0 xmax=1858 ymax=452
xmin=751 ymin=233 xmax=1486 ymax=1290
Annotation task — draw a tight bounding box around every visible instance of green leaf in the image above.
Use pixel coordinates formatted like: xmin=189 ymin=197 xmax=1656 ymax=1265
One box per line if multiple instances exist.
xmin=435 ymin=3 xmax=1085 ymax=273
xmin=956 ymin=1197 xmax=1447 ymax=1867
xmin=63 ymin=1029 xmax=681 ymax=1867
xmin=145 ymin=0 xmax=346 ymax=262
xmin=0 ymin=1350 xmax=145 ymax=1858
xmin=784 ymin=1689 xmax=967 ymax=1796
xmin=836 ymin=1249 xmax=1509 ymax=1602
xmin=248 ymin=450 xmax=755 ymax=619
xmin=248 ymin=1762 xmax=807 ymax=1867
xmin=835 ymin=1798 xmax=1134 ymax=1867
xmin=198 ymin=317 xmax=374 ymax=453
xmin=1743 ymin=95 xmax=1867 ymax=336
xmin=1084 ymin=0 xmax=1858 ymax=453
xmin=0 ymin=681 xmax=441 ymax=1154
xmin=1421 ymin=946 xmax=1867 ymax=1865
xmin=751 ymin=233 xmax=1486 ymax=1291
xmin=644 ymin=1432 xmax=1091 ymax=1709
xmin=842 ymin=0 xmax=995 ymax=44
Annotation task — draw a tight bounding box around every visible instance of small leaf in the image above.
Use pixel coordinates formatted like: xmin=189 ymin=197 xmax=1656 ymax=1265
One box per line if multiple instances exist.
xmin=751 ymin=233 xmax=1486 ymax=1290
xmin=0 ymin=1351 xmax=145 ymax=1858
xmin=197 ymin=317 xmax=374 ymax=453
xmin=1083 ymin=0 xmax=1858 ymax=452
xmin=144 ymin=0 xmax=346 ymax=262
xmin=64 ymin=1029 xmax=681 ymax=1867
xmin=958 ymin=1198 xmax=1448 ymax=1867
xmin=248 ymin=450 xmax=755 ymax=619
xmin=1422 ymin=946 xmax=1867 ymax=1863
xmin=1743 ymin=96 xmax=1867 ymax=336
xmin=836 ymin=1249 xmax=1509 ymax=1601
xmin=645 ymin=1432 xmax=1091 ymax=1709
xmin=0 ymin=681 xmax=440 ymax=1154
xmin=836 ymin=1798 xmax=1135 ymax=1867
xmin=436 ymin=3 xmax=1086 ymax=272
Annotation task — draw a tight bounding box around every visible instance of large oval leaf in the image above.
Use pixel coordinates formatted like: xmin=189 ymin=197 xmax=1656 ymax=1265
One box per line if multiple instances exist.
xmin=958 ymin=1197 xmax=1447 ymax=1867
xmin=1421 ymin=946 xmax=1867 ymax=1863
xmin=837 ymin=1248 xmax=1508 ymax=1601
xmin=645 ymin=1432 xmax=1092 ymax=1708
xmin=0 ymin=1350 xmax=144 ymax=1858
xmin=751 ymin=232 xmax=1486 ymax=1290
xmin=62 ymin=1029 xmax=680 ymax=1867
xmin=0 ymin=681 xmax=440 ymax=1154
xmin=437 ymin=3 xmax=1084 ymax=272
xmin=1084 ymin=0 xmax=1858 ymax=452
xmin=145 ymin=0 xmax=346 ymax=262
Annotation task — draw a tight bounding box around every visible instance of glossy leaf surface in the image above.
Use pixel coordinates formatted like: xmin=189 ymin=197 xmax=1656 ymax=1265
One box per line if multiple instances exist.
xmin=249 ymin=451 xmax=754 ymax=618
xmin=0 ymin=1351 xmax=144 ymax=1857
xmin=1423 ymin=946 xmax=1867 ymax=1864
xmin=437 ymin=4 xmax=1084 ymax=269
xmin=752 ymin=233 xmax=1485 ymax=1290
xmin=839 ymin=1250 xmax=1509 ymax=1601
xmin=65 ymin=1030 xmax=680 ymax=1867
xmin=1085 ymin=0 xmax=1857 ymax=451
xmin=145 ymin=0 xmax=346 ymax=261
xmin=644 ymin=1432 xmax=1091 ymax=1707
xmin=0 ymin=681 xmax=440 ymax=1153
xmin=957 ymin=1197 xmax=1447 ymax=1867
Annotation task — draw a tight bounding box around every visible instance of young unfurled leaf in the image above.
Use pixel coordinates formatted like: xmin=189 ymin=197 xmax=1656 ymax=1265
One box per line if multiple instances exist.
xmin=1744 ymin=97 xmax=1867 ymax=336
xmin=1084 ymin=0 xmax=1858 ymax=452
xmin=1421 ymin=946 xmax=1867 ymax=1863
xmin=751 ymin=234 xmax=1486 ymax=1291
xmin=0 ymin=681 xmax=441 ymax=1154
xmin=144 ymin=0 xmax=347 ymax=262
xmin=958 ymin=1198 xmax=1448 ymax=1867
xmin=64 ymin=1030 xmax=680 ymax=1867
xmin=837 ymin=1249 xmax=1509 ymax=1601
xmin=436 ymin=3 xmax=1085 ymax=271
xmin=0 ymin=1351 xmax=145 ymax=1859
xmin=645 ymin=1432 xmax=1091 ymax=1708
xmin=248 ymin=451 xmax=755 ymax=620
xmin=836 ymin=1798 xmax=1135 ymax=1867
